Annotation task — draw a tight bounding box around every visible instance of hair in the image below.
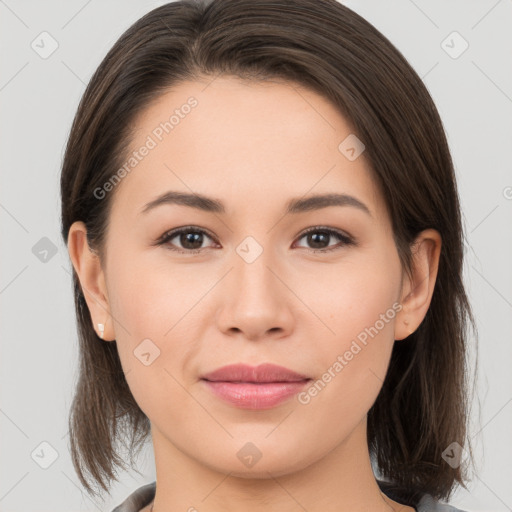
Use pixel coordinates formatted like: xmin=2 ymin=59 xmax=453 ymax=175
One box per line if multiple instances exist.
xmin=60 ymin=0 xmax=479 ymax=507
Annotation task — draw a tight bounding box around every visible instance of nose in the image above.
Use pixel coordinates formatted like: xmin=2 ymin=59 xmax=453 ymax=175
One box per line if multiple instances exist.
xmin=215 ymin=245 xmax=295 ymax=342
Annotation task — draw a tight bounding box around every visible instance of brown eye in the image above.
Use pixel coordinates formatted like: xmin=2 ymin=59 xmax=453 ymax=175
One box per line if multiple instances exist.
xmin=294 ymin=227 xmax=355 ymax=252
xmin=157 ymin=227 xmax=217 ymax=254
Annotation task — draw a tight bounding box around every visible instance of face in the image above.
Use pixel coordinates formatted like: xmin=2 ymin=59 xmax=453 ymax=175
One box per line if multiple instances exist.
xmin=90 ymin=77 xmax=408 ymax=477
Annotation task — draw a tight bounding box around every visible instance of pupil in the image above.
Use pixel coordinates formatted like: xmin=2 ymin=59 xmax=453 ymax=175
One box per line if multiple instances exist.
xmin=309 ymin=232 xmax=328 ymax=248
xmin=182 ymin=232 xmax=202 ymax=249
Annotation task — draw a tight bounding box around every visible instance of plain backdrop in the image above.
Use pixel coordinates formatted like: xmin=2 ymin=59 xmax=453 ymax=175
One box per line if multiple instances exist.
xmin=1 ymin=0 xmax=511 ymax=511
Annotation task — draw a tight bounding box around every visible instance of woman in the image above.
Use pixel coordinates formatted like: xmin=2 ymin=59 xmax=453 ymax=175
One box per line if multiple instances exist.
xmin=61 ymin=0 xmax=477 ymax=511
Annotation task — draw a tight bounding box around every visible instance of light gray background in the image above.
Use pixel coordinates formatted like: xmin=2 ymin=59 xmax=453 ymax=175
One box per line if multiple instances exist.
xmin=1 ymin=0 xmax=511 ymax=511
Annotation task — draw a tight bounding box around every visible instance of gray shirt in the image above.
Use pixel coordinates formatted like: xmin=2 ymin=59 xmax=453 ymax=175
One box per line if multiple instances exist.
xmin=111 ymin=481 xmax=468 ymax=512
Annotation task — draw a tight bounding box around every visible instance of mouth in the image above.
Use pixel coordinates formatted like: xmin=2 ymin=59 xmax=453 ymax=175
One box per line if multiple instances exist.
xmin=201 ymin=362 xmax=311 ymax=383
xmin=200 ymin=363 xmax=312 ymax=409
xmin=201 ymin=380 xmax=311 ymax=409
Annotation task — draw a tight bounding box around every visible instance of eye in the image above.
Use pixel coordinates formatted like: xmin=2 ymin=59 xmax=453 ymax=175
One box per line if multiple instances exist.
xmin=155 ymin=225 xmax=356 ymax=255
xmin=293 ymin=226 xmax=355 ymax=253
xmin=155 ymin=226 xmax=218 ymax=254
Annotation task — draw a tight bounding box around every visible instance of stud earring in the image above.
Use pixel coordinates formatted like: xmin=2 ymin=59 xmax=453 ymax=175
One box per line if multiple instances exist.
xmin=97 ymin=323 xmax=105 ymax=339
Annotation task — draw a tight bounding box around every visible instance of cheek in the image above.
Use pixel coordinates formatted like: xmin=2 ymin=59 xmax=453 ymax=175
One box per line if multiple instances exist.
xmin=104 ymin=244 xmax=210 ymax=412
xmin=107 ymin=244 xmax=203 ymax=340
xmin=301 ymin=249 xmax=401 ymax=407
xmin=302 ymin=247 xmax=400 ymax=344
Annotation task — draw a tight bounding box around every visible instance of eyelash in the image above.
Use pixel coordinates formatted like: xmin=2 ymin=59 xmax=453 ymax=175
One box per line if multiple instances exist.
xmin=155 ymin=225 xmax=356 ymax=255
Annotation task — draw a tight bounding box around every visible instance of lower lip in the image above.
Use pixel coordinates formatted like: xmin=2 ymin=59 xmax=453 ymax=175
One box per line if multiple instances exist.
xmin=202 ymin=380 xmax=310 ymax=409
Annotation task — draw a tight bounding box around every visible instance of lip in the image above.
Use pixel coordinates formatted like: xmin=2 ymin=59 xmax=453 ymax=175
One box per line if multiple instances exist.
xmin=201 ymin=363 xmax=311 ymax=410
xmin=201 ymin=363 xmax=310 ymax=383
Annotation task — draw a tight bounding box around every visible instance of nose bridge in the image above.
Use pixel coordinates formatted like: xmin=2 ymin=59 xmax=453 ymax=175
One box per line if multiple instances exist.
xmin=232 ymin=234 xmax=281 ymax=304
xmin=215 ymin=233 xmax=293 ymax=338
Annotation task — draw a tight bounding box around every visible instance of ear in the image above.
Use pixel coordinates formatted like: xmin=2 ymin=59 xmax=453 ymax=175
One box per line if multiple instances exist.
xmin=67 ymin=221 xmax=115 ymax=342
xmin=394 ymin=228 xmax=442 ymax=341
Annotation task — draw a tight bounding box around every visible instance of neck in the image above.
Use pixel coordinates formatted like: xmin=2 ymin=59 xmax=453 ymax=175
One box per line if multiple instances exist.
xmin=147 ymin=417 xmax=415 ymax=512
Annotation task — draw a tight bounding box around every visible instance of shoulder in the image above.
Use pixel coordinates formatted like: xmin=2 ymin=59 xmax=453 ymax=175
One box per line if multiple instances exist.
xmin=110 ymin=481 xmax=156 ymax=512
xmin=376 ymin=479 xmax=468 ymax=512
xmin=416 ymin=493 xmax=468 ymax=512
xmin=111 ymin=480 xmax=470 ymax=512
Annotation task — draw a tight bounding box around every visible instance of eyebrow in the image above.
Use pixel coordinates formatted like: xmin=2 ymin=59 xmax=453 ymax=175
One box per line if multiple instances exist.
xmin=140 ymin=190 xmax=372 ymax=217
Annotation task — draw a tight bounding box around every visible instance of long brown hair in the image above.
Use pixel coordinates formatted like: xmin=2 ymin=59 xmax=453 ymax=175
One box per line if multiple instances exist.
xmin=60 ymin=0 xmax=478 ymax=507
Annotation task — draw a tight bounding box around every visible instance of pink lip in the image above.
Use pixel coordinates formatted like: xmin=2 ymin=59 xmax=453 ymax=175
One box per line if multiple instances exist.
xmin=201 ymin=363 xmax=310 ymax=383
xmin=201 ymin=363 xmax=311 ymax=410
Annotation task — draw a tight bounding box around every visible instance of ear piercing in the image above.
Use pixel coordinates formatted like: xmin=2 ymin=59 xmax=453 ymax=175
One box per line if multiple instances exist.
xmin=97 ymin=323 xmax=105 ymax=339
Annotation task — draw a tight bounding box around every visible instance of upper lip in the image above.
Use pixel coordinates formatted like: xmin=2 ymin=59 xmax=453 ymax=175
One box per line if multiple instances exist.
xmin=201 ymin=363 xmax=310 ymax=383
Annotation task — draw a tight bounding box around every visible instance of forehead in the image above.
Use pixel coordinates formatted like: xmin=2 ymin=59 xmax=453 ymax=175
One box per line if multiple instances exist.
xmin=111 ymin=76 xmax=386 ymax=222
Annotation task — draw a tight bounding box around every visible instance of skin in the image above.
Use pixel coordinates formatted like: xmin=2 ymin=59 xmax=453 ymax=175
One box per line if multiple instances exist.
xmin=68 ymin=76 xmax=441 ymax=512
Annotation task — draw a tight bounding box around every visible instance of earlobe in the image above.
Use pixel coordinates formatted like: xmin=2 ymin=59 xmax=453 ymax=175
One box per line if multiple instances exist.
xmin=394 ymin=229 xmax=442 ymax=341
xmin=67 ymin=221 xmax=114 ymax=341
